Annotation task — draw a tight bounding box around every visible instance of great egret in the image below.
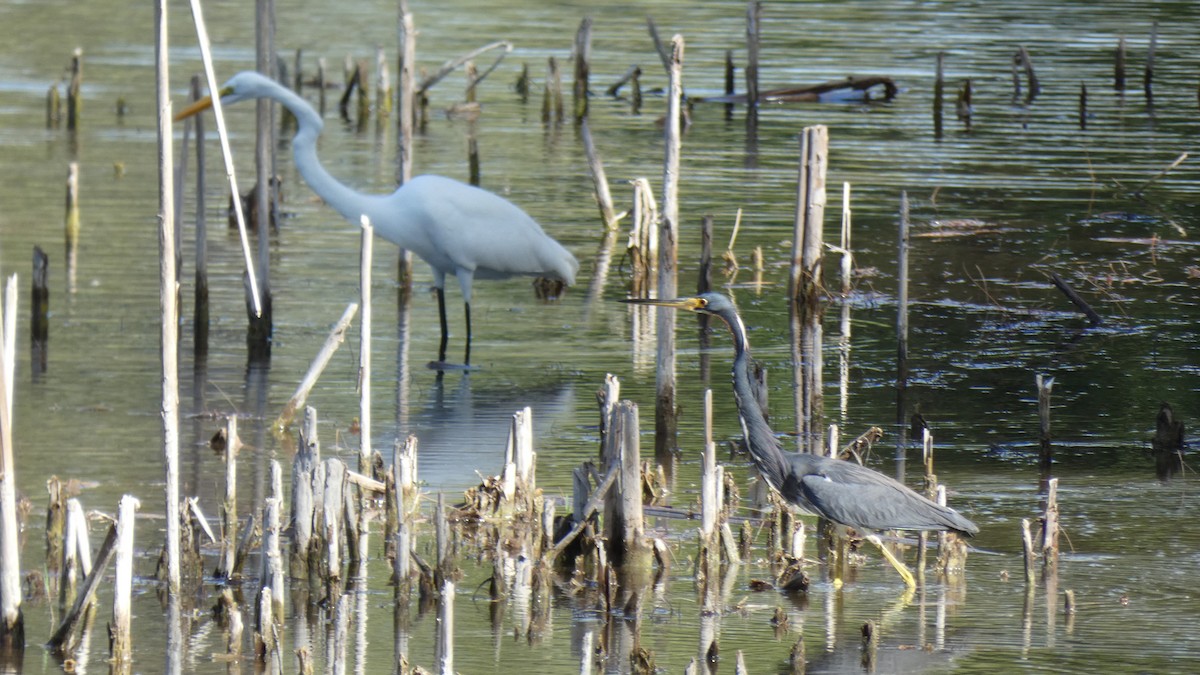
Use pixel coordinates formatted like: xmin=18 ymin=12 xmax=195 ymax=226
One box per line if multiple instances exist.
xmin=624 ymin=293 xmax=978 ymax=586
xmin=176 ymin=70 xmax=579 ymax=366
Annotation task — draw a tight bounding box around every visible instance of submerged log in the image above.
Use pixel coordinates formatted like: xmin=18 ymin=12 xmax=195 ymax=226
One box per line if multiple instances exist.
xmin=697 ymin=76 xmax=898 ymax=105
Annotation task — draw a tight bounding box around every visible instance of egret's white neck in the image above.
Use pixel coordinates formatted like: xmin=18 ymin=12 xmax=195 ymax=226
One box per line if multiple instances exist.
xmin=265 ymin=85 xmax=380 ymax=223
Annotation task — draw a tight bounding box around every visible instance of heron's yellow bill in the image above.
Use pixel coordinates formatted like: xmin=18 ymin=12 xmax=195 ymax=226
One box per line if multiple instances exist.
xmin=173 ymin=86 xmax=231 ymax=122
xmin=619 ymin=296 xmax=706 ymax=311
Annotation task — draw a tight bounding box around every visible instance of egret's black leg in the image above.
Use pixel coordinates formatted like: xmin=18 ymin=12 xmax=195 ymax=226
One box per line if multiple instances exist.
xmin=463 ymin=302 xmax=472 ymax=365
xmin=436 ymin=287 xmax=449 ymax=364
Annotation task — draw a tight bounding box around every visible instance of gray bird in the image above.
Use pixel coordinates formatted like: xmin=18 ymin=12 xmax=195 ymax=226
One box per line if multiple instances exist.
xmin=625 ymin=292 xmax=978 ymax=586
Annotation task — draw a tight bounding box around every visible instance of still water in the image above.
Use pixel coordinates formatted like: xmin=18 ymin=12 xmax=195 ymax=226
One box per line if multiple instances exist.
xmin=0 ymin=0 xmax=1197 ymax=672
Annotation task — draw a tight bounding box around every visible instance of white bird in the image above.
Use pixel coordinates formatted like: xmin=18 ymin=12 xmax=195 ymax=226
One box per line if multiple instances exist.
xmin=176 ymin=70 xmax=578 ymax=367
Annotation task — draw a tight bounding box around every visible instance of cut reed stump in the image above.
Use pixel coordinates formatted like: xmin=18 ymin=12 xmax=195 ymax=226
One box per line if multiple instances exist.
xmin=109 ymin=495 xmax=139 ymax=665
xmin=1037 ymin=374 xmax=1055 ymax=473
xmin=290 ymin=406 xmax=320 ymax=581
xmin=216 ymin=416 xmax=241 ymax=579
xmin=602 ymin=400 xmax=651 ymax=571
xmin=1040 ymin=478 xmax=1060 ymax=575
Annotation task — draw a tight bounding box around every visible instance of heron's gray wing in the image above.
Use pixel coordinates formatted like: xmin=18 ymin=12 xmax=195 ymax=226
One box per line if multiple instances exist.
xmin=797 ymin=472 xmax=963 ymax=533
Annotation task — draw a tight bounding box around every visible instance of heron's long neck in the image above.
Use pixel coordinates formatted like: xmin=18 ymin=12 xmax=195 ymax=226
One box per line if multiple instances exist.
xmin=267 ymin=86 xmax=377 ymax=223
xmin=722 ymin=310 xmax=790 ymax=491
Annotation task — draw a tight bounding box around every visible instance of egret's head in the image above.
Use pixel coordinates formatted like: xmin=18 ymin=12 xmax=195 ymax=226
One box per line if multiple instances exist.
xmin=174 ymin=71 xmax=274 ymax=121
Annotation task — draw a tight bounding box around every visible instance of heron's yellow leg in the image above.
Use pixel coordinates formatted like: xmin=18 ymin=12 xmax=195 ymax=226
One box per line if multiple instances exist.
xmin=865 ymin=534 xmax=916 ymax=589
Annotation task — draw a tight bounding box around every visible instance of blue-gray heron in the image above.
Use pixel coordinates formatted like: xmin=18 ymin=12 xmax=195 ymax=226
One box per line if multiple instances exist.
xmin=626 ymin=292 xmax=978 ymax=586
xmin=176 ymin=71 xmax=578 ymax=367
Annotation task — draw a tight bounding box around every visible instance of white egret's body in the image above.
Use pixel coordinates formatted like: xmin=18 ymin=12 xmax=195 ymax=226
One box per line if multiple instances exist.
xmin=178 ymin=71 xmax=578 ymax=365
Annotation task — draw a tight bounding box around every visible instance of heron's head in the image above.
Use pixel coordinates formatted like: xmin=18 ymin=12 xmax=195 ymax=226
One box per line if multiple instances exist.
xmin=620 ymin=292 xmax=734 ymax=317
xmin=174 ymin=71 xmax=275 ymax=121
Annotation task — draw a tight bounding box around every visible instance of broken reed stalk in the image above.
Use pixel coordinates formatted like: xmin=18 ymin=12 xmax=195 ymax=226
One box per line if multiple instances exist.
xmin=317 ymin=57 xmax=328 ymax=116
xmin=187 ymin=0 xmax=263 ymax=321
xmin=397 ymin=10 xmax=415 ymax=183
xmin=605 ymin=64 xmax=640 ymax=97
xmin=1037 ymin=374 xmax=1055 ymax=472
xmin=1114 ymin=36 xmax=1126 ymax=92
xmin=217 ymin=416 xmax=241 ymax=579
xmin=67 ymin=48 xmax=82 ymax=131
xmin=573 ymin=18 xmax=592 ymax=122
xmin=655 ymin=35 xmax=684 ymax=463
xmin=263 ymin=461 xmax=285 ymax=619
xmin=275 ymin=303 xmax=359 ymax=431
xmin=0 ymin=275 xmax=22 ymax=650
xmin=745 ymin=0 xmax=762 ymax=132
xmin=724 ymin=49 xmax=735 ymax=120
xmin=46 ymin=83 xmax=61 ymax=129
xmin=1144 ymin=21 xmax=1158 ymax=100
xmin=1047 ymin=272 xmax=1102 ymax=325
xmin=356 ymin=61 xmax=371 ymax=127
xmin=1079 ymin=83 xmax=1087 ymax=130
xmin=790 ymin=125 xmax=828 ymax=306
xmin=629 ymin=178 xmax=659 ymax=298
xmin=436 ymin=580 xmax=455 ymax=675
xmin=897 ymin=192 xmax=911 ymax=390
xmin=47 ymin=519 xmax=118 ymax=655
xmin=1041 ymin=477 xmax=1060 ymax=573
xmin=290 ymin=406 xmax=320 ymax=580
xmin=59 ymin=498 xmax=92 ymax=613
xmin=547 ymin=464 xmax=619 ymax=564
xmin=110 ymin=495 xmax=139 ymax=664
xmin=598 ymin=374 xmax=620 ymax=459
xmin=1014 ymin=46 xmax=1040 ymax=102
xmin=395 ymin=10 xmax=416 ymax=287
xmin=376 ymin=45 xmax=391 ymax=119
xmin=46 ymin=477 xmax=65 ymax=580
xmin=502 ymin=406 xmax=536 ymax=516
xmin=1132 ymin=152 xmax=1188 ymax=197
xmin=191 ymin=75 xmax=210 ymax=357
xmin=542 ymin=56 xmax=564 ymax=124
xmin=629 ymin=66 xmax=644 ymax=115
xmin=31 ymin=252 xmax=47 ymax=375
xmin=699 ymin=215 xmax=713 ymax=294
xmin=248 ymin=0 xmax=276 ymax=361
xmin=580 ymin=120 xmax=618 ymax=229
xmin=957 ymin=79 xmax=972 ymax=130
xmin=1021 ymin=517 xmax=1036 ymax=586
xmin=699 ymin=389 xmax=719 ymax=568
xmin=415 ymin=40 xmax=512 ymax=99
